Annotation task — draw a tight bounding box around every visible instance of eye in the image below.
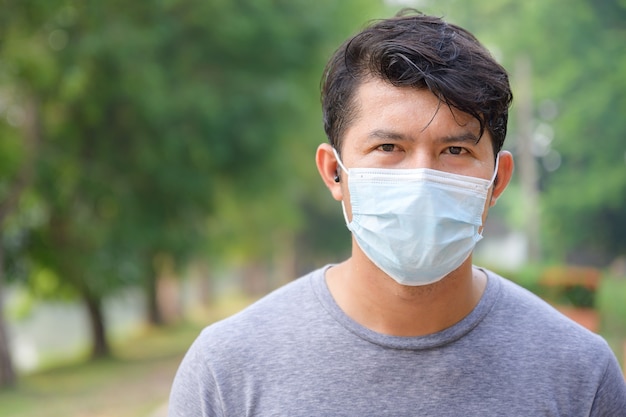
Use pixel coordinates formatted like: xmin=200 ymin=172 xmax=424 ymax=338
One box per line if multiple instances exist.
xmin=447 ymin=146 xmax=466 ymax=155
xmin=378 ymin=143 xmax=396 ymax=152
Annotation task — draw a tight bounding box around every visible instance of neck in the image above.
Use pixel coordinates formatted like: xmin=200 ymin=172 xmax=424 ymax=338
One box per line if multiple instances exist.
xmin=326 ymin=254 xmax=487 ymax=337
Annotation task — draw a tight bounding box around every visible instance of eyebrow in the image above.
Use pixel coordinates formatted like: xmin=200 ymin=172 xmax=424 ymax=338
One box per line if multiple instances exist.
xmin=367 ymin=129 xmax=411 ymax=141
xmin=440 ymin=132 xmax=480 ymax=144
xmin=366 ymin=129 xmax=480 ymax=144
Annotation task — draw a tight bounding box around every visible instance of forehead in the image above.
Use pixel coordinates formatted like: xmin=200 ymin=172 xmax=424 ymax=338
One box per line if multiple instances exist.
xmin=343 ymin=77 xmax=486 ymax=145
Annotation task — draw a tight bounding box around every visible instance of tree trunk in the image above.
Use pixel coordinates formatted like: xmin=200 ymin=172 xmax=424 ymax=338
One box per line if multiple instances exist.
xmin=146 ymin=270 xmax=164 ymax=326
xmin=515 ymin=55 xmax=542 ymax=262
xmin=0 ymin=94 xmax=40 ymax=386
xmin=83 ymin=293 xmax=110 ymax=359
xmin=0 ymin=242 xmax=17 ymax=388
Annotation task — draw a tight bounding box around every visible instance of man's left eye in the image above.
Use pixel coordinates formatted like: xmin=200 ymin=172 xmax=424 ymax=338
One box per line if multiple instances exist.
xmin=448 ymin=146 xmax=464 ymax=155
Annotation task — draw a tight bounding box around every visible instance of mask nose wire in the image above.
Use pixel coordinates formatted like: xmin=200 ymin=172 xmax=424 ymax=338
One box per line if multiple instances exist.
xmin=332 ymin=148 xmax=350 ymax=175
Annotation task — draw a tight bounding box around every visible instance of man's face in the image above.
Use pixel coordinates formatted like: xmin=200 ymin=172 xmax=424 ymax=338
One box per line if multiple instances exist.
xmin=337 ymin=77 xmax=501 ymax=226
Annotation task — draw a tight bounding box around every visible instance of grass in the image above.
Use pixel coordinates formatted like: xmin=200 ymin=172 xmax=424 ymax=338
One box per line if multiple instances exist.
xmin=0 ymin=294 xmax=255 ymax=417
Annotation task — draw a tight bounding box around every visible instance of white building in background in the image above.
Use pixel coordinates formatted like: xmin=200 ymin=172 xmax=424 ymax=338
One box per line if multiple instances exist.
xmin=474 ymin=213 xmax=529 ymax=272
xmin=5 ymin=287 xmax=145 ymax=373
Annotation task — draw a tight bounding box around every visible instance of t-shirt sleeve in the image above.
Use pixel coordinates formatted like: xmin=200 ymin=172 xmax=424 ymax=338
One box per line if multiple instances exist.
xmin=590 ymin=349 xmax=626 ymax=417
xmin=168 ymin=332 xmax=223 ymax=417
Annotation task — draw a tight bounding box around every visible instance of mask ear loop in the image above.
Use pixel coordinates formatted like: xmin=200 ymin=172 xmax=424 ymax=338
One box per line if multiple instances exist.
xmin=477 ymin=152 xmax=502 ymax=238
xmin=332 ymin=148 xmax=353 ymax=228
xmin=332 ymin=148 xmax=350 ymax=175
xmin=489 ymin=152 xmax=501 ymax=186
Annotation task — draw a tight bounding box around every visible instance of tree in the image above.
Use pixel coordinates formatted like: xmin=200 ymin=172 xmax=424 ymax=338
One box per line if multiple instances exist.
xmin=1 ymin=0 xmax=386 ymax=364
xmin=533 ymin=1 xmax=626 ymax=265
xmin=0 ymin=0 xmax=54 ymax=388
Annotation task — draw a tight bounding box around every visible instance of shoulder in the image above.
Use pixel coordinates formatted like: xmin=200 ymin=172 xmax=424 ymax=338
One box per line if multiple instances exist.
xmin=192 ymin=267 xmax=327 ymax=356
xmin=169 ymin=267 xmax=330 ymax=415
xmin=476 ymin=270 xmax=626 ymax=411
xmin=488 ymin=270 xmax=604 ymax=344
xmin=485 ymin=269 xmax=619 ymax=373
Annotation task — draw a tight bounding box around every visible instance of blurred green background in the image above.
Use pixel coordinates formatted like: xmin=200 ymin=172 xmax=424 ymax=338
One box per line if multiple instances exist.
xmin=0 ymin=0 xmax=625 ymax=415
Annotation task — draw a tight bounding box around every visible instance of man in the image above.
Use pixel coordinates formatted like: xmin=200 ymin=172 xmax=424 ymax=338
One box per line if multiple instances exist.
xmin=170 ymin=11 xmax=626 ymax=416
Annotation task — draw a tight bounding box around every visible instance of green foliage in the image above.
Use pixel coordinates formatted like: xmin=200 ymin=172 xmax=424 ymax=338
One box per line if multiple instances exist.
xmin=1 ymin=0 xmax=624 ymax=374
xmin=596 ymin=275 xmax=626 ymax=339
xmin=532 ymin=2 xmax=626 ymax=263
xmin=1 ymin=0 xmax=385 ymax=325
xmin=4 ymin=286 xmax=34 ymax=321
xmin=495 ymin=263 xmax=544 ymax=291
xmin=0 ymin=125 xmax=23 ymax=185
xmin=3 ymin=0 xmax=622 ymax=300
xmin=536 ymin=284 xmax=596 ymax=309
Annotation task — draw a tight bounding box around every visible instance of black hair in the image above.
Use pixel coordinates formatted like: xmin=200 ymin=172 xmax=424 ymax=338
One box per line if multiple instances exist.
xmin=321 ymin=10 xmax=512 ymax=156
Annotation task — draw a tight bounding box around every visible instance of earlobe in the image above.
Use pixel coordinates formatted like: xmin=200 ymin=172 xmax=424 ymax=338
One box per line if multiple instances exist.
xmin=316 ymin=143 xmax=344 ymax=201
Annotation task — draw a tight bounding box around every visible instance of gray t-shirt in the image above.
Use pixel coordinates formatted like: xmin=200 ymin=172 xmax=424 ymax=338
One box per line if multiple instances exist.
xmin=169 ymin=266 xmax=626 ymax=416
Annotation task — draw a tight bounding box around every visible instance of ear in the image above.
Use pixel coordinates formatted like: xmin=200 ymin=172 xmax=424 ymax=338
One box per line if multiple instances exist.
xmin=490 ymin=150 xmax=514 ymax=206
xmin=316 ymin=143 xmax=344 ymax=202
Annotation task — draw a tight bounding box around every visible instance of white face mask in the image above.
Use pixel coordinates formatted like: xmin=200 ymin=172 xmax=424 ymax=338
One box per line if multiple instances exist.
xmin=334 ymin=149 xmax=499 ymax=286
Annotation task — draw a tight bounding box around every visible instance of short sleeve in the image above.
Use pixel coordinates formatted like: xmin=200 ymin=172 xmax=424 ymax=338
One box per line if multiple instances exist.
xmin=168 ymin=332 xmax=223 ymax=417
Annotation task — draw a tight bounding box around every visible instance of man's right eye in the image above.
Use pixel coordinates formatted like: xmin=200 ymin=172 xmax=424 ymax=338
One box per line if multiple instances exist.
xmin=379 ymin=144 xmax=395 ymax=152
